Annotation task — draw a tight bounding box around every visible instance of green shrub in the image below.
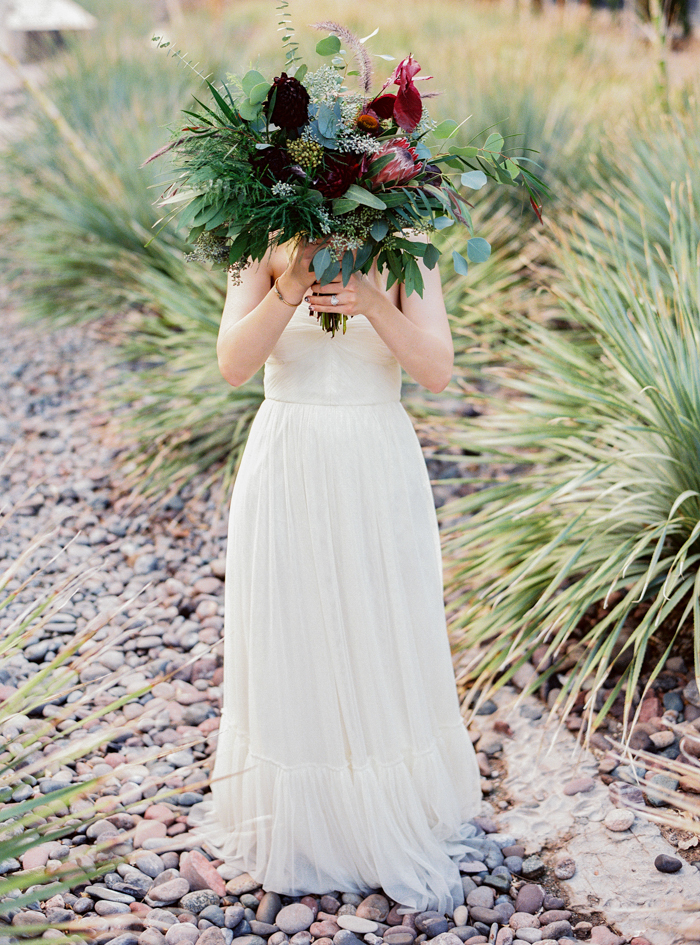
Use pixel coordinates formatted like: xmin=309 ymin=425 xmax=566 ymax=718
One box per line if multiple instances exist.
xmin=441 ymin=149 xmax=700 ymax=733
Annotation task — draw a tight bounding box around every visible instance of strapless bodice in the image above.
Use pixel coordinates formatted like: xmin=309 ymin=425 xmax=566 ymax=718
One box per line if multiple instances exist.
xmin=263 ymin=303 xmax=401 ymax=406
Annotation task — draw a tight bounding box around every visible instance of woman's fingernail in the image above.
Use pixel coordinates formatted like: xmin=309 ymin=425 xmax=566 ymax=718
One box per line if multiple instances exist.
xmin=304 ymin=296 xmax=311 ymax=303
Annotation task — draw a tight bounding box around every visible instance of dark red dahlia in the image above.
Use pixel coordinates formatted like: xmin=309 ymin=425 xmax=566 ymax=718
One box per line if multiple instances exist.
xmin=250 ymin=146 xmax=293 ymax=187
xmin=265 ymin=73 xmax=310 ymax=128
xmin=314 ymin=153 xmax=363 ymax=199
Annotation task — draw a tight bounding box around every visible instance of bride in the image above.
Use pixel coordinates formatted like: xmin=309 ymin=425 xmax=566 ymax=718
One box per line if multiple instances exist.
xmin=200 ymin=236 xmax=482 ymax=913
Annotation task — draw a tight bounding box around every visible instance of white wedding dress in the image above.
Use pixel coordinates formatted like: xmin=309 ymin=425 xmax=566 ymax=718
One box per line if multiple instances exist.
xmin=197 ymin=302 xmax=481 ymax=913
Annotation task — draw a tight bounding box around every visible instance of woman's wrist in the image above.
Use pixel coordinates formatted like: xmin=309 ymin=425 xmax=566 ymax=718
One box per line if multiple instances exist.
xmin=277 ymin=270 xmax=308 ymax=304
xmin=359 ymin=288 xmax=396 ymax=324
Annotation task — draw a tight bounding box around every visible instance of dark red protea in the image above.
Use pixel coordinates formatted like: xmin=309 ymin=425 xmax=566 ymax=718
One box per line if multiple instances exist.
xmin=250 ymin=146 xmax=293 ymax=186
xmin=314 ymin=152 xmax=363 ymax=199
xmin=265 ymin=73 xmax=310 ymax=128
xmin=368 ymin=138 xmax=422 ymax=186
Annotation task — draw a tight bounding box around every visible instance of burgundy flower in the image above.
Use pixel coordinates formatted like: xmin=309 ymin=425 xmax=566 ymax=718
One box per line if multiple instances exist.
xmin=314 ymin=152 xmax=363 ymax=199
xmin=371 ymin=55 xmax=431 ymax=133
xmin=368 ymin=138 xmax=422 ymax=186
xmin=265 ymin=73 xmax=310 ymax=128
xmin=366 ymin=94 xmax=396 ymax=121
xmin=250 ymin=146 xmax=293 ymax=187
xmin=422 ymin=163 xmax=444 ymax=186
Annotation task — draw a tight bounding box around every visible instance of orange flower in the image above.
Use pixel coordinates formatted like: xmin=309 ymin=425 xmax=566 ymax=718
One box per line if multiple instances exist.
xmin=355 ymin=113 xmax=381 ymax=136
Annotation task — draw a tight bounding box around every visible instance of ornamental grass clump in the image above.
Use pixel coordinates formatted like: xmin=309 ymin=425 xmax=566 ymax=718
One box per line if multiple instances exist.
xmin=0 ymin=507 xmax=144 ymax=917
xmin=441 ymin=111 xmax=700 ymax=736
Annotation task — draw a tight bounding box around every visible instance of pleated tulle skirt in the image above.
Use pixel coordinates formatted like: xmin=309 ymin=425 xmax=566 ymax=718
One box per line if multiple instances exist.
xmin=195 ymin=397 xmax=481 ymax=913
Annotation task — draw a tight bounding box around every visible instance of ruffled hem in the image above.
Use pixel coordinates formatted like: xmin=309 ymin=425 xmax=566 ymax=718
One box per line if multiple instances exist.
xmin=189 ymin=722 xmax=481 ymax=914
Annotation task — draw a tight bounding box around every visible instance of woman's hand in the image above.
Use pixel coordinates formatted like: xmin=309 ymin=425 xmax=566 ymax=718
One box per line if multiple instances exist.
xmin=278 ymin=239 xmax=326 ymax=302
xmin=305 ymin=270 xmax=385 ymax=318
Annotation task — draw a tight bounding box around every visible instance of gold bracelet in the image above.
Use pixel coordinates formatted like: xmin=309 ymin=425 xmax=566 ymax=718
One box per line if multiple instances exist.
xmin=273 ymin=276 xmax=304 ymax=308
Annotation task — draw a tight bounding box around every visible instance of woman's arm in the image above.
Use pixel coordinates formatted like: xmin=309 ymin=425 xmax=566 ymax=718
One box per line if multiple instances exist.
xmin=305 ymin=246 xmax=454 ymax=394
xmin=216 ymin=242 xmax=319 ymax=387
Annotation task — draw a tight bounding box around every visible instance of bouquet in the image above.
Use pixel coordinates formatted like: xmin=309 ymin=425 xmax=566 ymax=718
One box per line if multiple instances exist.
xmin=147 ymin=4 xmax=546 ymax=335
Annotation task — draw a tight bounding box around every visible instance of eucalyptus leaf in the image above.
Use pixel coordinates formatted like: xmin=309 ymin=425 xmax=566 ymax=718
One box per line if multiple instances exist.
xmin=318 ymin=256 xmax=341 ymax=286
xmin=312 ymin=246 xmax=332 ymax=278
xmin=354 ymin=242 xmax=374 ymax=270
xmin=461 ymin=170 xmax=487 ymax=190
xmin=341 ymin=249 xmax=354 ymax=286
xmin=316 ymin=35 xmax=342 ymax=56
xmin=506 ymin=158 xmax=521 ymax=179
xmin=466 ymin=237 xmax=491 ymax=262
xmin=370 ymin=219 xmax=389 ymax=241
xmin=248 ymin=82 xmax=271 ymax=106
xmin=241 ymin=70 xmax=266 ymax=96
xmin=433 ymin=216 xmax=454 ymax=230
xmin=238 ymin=100 xmax=261 ymax=121
xmin=433 ymin=119 xmax=459 ymax=139
xmin=423 ymin=243 xmax=441 ymax=269
xmin=484 ymin=132 xmax=505 ymax=154
xmin=449 ymin=145 xmax=479 ymax=158
xmin=331 ymin=197 xmax=359 ymax=214
xmin=452 ymin=251 xmax=469 ymax=276
xmin=343 ymin=185 xmax=387 ymax=210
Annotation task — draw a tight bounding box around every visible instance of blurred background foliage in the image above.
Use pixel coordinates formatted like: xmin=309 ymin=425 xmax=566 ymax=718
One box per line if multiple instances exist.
xmin=1 ymin=0 xmax=700 ymax=730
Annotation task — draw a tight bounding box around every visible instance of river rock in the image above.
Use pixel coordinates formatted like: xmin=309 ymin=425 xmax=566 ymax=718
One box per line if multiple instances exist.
xmin=654 ymin=853 xmax=682 ymax=873
xmin=181 ymin=890 xmax=222 ymax=913
xmin=165 ymin=926 xmax=200 ymax=945
xmin=466 ymin=887 xmax=495 ymax=909
xmin=553 ymin=855 xmax=576 ymax=880
xmin=384 ymin=930 xmax=416 ymax=945
xmin=562 ymin=777 xmax=595 ymax=795
xmin=197 ymin=930 xmax=227 ymax=945
xmin=275 ymin=905 xmax=315 ymax=935
xmin=180 ymin=850 xmax=226 ymax=897
xmin=336 ymin=916 xmax=378 ymax=935
xmin=514 ymin=885 xmax=543 ymax=915
xmin=604 ymin=808 xmax=635 ymax=832
xmin=146 ymin=878 xmax=190 ymax=905
xmin=356 ymin=895 xmax=389 ymax=922
xmin=225 ymin=874 xmax=260 ymax=896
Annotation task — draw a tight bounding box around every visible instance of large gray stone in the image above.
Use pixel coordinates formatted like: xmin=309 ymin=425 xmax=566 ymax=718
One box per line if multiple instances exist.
xmin=276 ymin=905 xmax=314 ymax=935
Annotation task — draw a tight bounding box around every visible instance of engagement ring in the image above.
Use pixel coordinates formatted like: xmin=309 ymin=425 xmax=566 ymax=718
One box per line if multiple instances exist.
xmin=331 ymin=294 xmax=338 ymax=306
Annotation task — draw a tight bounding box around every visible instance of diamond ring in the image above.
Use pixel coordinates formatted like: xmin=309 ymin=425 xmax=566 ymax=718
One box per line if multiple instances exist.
xmin=331 ymin=294 xmax=338 ymax=306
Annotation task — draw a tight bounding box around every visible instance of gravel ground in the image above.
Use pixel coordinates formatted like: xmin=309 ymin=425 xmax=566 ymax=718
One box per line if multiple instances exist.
xmin=0 ymin=285 xmax=660 ymax=945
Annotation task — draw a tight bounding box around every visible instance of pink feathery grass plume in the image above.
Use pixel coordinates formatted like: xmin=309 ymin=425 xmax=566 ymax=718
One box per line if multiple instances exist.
xmin=312 ymin=21 xmax=373 ymax=94
xmin=368 ymin=138 xmax=422 ymax=186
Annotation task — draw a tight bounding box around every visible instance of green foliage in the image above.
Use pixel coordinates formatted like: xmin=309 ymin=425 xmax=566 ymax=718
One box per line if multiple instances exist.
xmin=0 ymin=506 xmax=149 ymax=914
xmin=0 ymin=23 xmax=263 ymax=499
xmin=440 ymin=104 xmax=700 ymax=731
xmin=0 ymin=0 xmax=681 ymax=507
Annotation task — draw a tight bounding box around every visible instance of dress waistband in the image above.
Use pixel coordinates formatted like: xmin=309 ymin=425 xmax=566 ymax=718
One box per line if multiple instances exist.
xmin=263 ymin=397 xmax=402 ymax=407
